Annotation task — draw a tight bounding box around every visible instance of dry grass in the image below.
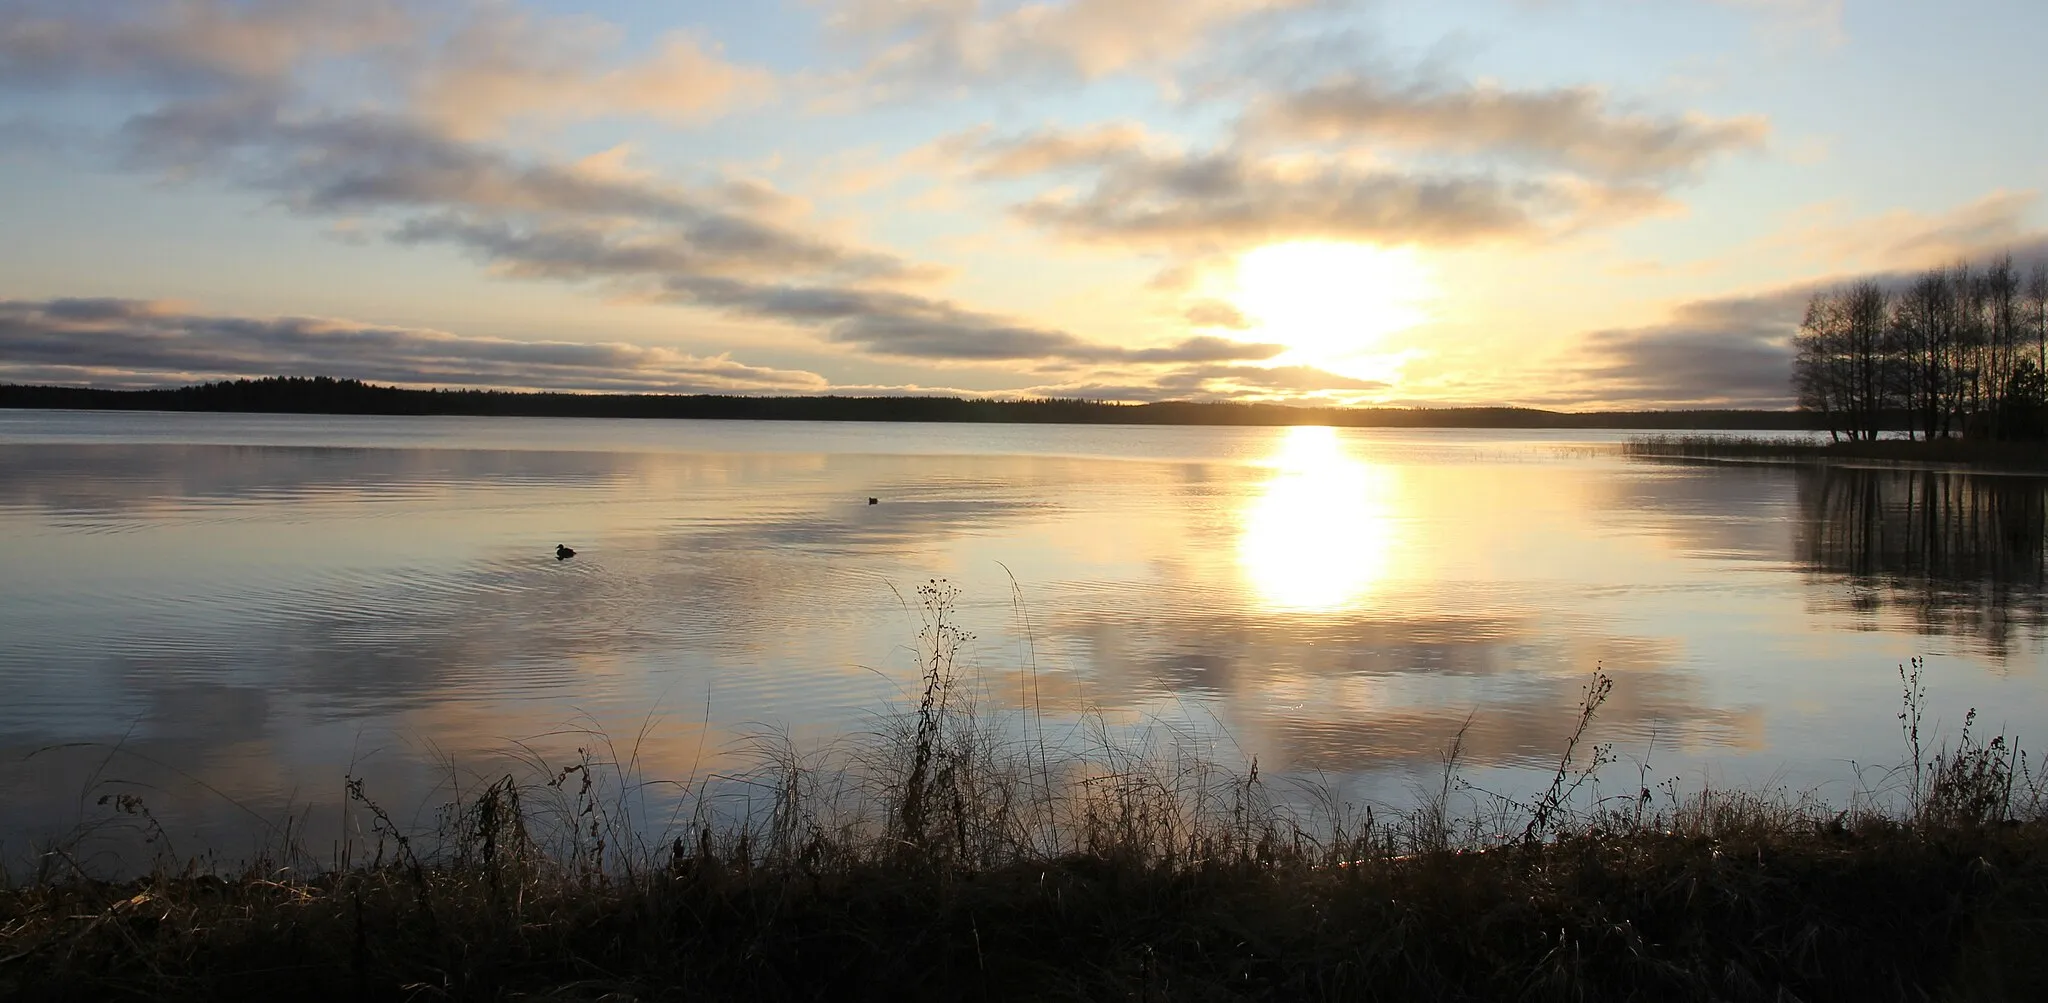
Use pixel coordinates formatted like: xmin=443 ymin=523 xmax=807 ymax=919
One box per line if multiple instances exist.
xmin=5 ymin=598 xmax=2048 ymax=1001
xmin=1626 ymin=434 xmax=2048 ymax=470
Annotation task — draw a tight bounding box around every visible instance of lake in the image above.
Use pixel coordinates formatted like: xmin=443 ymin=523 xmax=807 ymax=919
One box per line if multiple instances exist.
xmin=2 ymin=410 xmax=2043 ymax=869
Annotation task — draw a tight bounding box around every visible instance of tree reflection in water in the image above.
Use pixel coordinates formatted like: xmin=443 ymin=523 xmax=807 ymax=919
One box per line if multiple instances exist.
xmin=1796 ymin=466 xmax=2048 ymax=653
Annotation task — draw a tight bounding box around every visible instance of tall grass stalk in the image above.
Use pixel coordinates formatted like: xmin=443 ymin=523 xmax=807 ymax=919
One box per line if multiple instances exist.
xmin=7 ymin=579 xmax=2048 ymax=1000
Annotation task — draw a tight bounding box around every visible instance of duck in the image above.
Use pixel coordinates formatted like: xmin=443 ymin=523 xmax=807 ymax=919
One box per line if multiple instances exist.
xmin=555 ymin=544 xmax=576 ymax=561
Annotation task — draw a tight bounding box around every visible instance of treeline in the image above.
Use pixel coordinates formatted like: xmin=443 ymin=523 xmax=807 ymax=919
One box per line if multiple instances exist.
xmin=0 ymin=376 xmax=1821 ymax=429
xmin=1794 ymin=255 xmax=2048 ymax=441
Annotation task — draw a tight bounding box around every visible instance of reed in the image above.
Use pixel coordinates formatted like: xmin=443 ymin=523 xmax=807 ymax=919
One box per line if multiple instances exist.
xmin=1626 ymin=433 xmax=2048 ymax=469
xmin=5 ymin=595 xmax=2046 ymax=1001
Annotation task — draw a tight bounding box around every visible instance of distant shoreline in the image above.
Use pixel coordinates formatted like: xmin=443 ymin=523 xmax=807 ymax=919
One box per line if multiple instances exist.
xmin=0 ymin=376 xmax=1825 ymax=430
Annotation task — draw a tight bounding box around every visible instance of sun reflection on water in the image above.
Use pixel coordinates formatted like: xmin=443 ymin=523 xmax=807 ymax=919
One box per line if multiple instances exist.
xmin=1238 ymin=426 xmax=1401 ymax=613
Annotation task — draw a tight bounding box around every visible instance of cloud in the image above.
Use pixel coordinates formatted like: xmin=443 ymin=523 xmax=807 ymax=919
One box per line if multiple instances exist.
xmin=386 ymin=210 xmax=923 ymax=286
xmin=932 ymin=108 xmax=1690 ymax=253
xmin=1567 ymin=231 xmax=2048 ymax=409
xmin=931 ymin=121 xmax=1164 ymax=178
xmin=1007 ymin=145 xmax=1597 ymax=250
xmin=118 ymin=98 xmax=737 ymax=229
xmin=1566 ymin=291 xmax=1807 ymax=408
xmin=1 ymin=1 xmax=769 ymax=136
xmin=405 ymin=13 xmax=774 ymax=136
xmin=1882 ymin=193 xmax=2043 ymax=266
xmin=0 ymin=0 xmax=408 ymax=94
xmin=374 ymin=210 xmax=1288 ymax=366
xmin=1026 ymin=361 xmax=1387 ymax=401
xmin=663 ymin=276 xmax=1285 ymax=364
xmin=0 ymin=3 xmax=1296 ymax=373
xmin=0 ymin=114 xmax=64 ymax=156
xmin=113 ymin=96 xmax=1287 ymax=366
xmin=923 ymin=58 xmax=1763 ymax=259
xmin=1243 ymin=77 xmax=1768 ymax=180
xmin=1184 ymin=300 xmax=1250 ymax=329
xmin=116 ymin=96 xmax=936 ymax=286
xmin=0 ymin=297 xmax=829 ymax=392
xmin=0 ymin=0 xmax=1827 ymax=408
xmin=819 ymin=0 xmax=1312 ymax=98
xmin=1163 ymin=362 xmax=1388 ymax=392
xmin=0 ymin=295 xmax=1313 ymax=399
xmin=1712 ymin=0 xmax=1847 ymax=47
xmin=195 ymin=99 xmax=1305 ymax=366
xmin=1785 ymin=191 xmax=2043 ymax=273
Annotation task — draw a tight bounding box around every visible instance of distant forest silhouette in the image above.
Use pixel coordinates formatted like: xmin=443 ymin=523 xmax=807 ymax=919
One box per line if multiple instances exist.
xmin=0 ymin=376 xmax=1822 ymax=429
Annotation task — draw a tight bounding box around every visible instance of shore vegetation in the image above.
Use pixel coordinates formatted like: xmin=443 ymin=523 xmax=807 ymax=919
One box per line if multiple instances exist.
xmin=4 ymin=588 xmax=2046 ymax=1001
xmin=1624 ymin=433 xmax=2048 ymax=471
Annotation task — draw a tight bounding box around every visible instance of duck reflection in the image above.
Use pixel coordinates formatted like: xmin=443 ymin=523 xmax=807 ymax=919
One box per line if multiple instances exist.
xmin=1796 ymin=466 xmax=2048 ymax=652
xmin=1238 ymin=426 xmax=1402 ymax=612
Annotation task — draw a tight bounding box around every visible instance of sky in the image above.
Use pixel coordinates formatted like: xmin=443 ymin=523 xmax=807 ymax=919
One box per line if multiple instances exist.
xmin=1 ymin=0 xmax=2044 ymax=409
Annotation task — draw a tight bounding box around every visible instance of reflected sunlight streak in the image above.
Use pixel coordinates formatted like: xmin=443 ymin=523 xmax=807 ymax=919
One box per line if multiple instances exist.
xmin=1238 ymin=426 xmax=1402 ymax=613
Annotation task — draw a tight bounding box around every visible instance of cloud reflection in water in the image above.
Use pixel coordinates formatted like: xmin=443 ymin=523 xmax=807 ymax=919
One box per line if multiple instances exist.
xmin=3 ymin=418 xmax=2045 ymax=871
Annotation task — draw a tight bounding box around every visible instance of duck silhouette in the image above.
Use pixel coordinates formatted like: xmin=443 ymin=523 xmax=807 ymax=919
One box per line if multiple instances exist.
xmin=555 ymin=543 xmax=576 ymax=561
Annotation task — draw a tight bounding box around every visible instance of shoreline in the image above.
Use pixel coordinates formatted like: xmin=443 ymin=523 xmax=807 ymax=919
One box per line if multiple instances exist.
xmin=6 ymin=819 xmax=2043 ymax=1002
xmin=1 ymin=377 xmax=1826 ymax=430
xmin=6 ymin=663 xmax=2046 ymax=1001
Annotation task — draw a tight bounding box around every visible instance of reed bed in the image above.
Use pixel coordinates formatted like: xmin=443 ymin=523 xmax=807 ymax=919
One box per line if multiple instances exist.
xmin=1626 ymin=434 xmax=2048 ymax=470
xmin=5 ymin=583 xmax=2047 ymax=1001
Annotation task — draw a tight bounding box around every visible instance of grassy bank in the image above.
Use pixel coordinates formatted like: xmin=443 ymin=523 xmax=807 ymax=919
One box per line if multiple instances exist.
xmin=1625 ymin=434 xmax=2048 ymax=471
xmin=6 ymin=813 xmax=2046 ymax=1001
xmin=5 ymin=597 xmax=2047 ymax=1001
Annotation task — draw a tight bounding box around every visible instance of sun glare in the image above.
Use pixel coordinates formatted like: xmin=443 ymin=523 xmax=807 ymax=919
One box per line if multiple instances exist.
xmin=1238 ymin=425 xmax=1403 ymax=613
xmin=1230 ymin=242 xmax=1435 ymax=365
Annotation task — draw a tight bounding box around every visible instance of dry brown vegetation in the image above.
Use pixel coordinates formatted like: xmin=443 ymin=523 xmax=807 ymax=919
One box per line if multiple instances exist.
xmin=6 ymin=587 xmax=2047 ymax=1001
xmin=1625 ymin=434 xmax=2048 ymax=470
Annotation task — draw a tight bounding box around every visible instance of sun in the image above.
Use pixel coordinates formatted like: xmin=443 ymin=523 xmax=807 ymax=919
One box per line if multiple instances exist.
xmin=1229 ymin=241 xmax=1436 ymax=365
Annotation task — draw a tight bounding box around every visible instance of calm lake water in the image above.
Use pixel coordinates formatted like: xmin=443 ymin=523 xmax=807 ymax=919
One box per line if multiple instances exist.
xmin=3 ymin=410 xmax=2044 ymax=867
